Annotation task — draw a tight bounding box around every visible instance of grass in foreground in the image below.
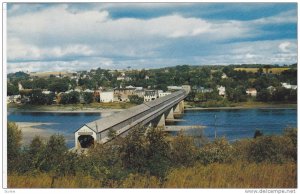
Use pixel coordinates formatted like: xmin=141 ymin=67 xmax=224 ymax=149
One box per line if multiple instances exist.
xmin=8 ymin=162 xmax=296 ymax=188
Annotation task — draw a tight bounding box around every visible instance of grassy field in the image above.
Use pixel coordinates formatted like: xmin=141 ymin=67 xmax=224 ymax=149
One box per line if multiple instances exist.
xmin=8 ymin=162 xmax=296 ymax=188
xmin=234 ymin=67 xmax=290 ymax=74
xmin=7 ymin=102 xmax=135 ymax=111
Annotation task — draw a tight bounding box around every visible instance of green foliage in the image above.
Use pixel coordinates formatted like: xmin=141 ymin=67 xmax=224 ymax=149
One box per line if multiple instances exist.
xmin=256 ymin=89 xmax=271 ymax=102
xmin=42 ymin=135 xmax=69 ymax=174
xmin=145 ymin=128 xmax=171 ymax=178
xmin=7 ymin=84 xmax=19 ymax=95
xmin=60 ymin=91 xmax=80 ymax=104
xmin=28 ymin=90 xmax=54 ymax=105
xmin=128 ymin=95 xmax=144 ymax=105
xmin=226 ymin=86 xmax=247 ymax=102
xmin=7 ymin=122 xmax=22 ymax=173
xmin=247 ymin=135 xmax=295 ymax=163
xmin=28 ymin=136 xmax=46 ymax=171
xmin=48 ymin=79 xmax=69 ymax=93
xmin=6 ymin=122 xmax=298 ymax=188
xmin=120 ymin=128 xmax=148 ymax=173
xmin=170 ymin=132 xmax=197 ymax=167
xmin=197 ymin=137 xmax=234 ymax=165
xmin=107 ymin=129 xmax=117 ymax=139
xmin=83 ymin=92 xmax=94 ymax=104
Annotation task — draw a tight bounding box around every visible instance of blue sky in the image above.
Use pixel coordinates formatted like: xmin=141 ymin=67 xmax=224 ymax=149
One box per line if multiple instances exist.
xmin=6 ymin=3 xmax=297 ymax=73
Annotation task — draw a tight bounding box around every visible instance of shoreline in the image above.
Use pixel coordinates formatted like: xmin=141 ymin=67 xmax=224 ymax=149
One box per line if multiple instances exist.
xmin=185 ymin=106 xmax=297 ymax=110
xmin=8 ymin=108 xmax=124 ymax=113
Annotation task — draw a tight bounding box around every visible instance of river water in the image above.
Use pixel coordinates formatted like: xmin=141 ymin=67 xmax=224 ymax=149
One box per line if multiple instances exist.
xmin=7 ymin=108 xmax=297 ymax=148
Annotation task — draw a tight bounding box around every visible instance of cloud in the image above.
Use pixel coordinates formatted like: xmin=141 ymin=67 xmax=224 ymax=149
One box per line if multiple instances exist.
xmin=6 ymin=3 xmax=297 ymax=72
xmin=278 ymin=41 xmax=294 ymax=53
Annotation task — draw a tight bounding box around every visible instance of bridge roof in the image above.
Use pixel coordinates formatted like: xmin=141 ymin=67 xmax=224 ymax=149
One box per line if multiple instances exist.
xmin=84 ymin=90 xmax=186 ymax=133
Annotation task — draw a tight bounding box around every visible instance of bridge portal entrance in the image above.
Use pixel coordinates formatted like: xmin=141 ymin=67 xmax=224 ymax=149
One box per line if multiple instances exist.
xmin=78 ymin=135 xmax=94 ymax=148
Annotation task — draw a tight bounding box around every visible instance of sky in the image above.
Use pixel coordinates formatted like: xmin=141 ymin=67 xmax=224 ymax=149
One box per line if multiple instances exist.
xmin=6 ymin=3 xmax=297 ymax=73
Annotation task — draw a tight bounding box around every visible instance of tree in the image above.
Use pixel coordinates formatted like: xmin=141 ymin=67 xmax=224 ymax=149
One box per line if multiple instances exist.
xmin=145 ymin=128 xmax=171 ymax=178
xmin=29 ymin=90 xmax=47 ymax=105
xmin=60 ymin=91 xmax=80 ymax=104
xmin=32 ymin=78 xmax=48 ymax=89
xmin=256 ymin=89 xmax=271 ymax=102
xmin=48 ymin=80 xmax=69 ymax=93
xmin=27 ymin=136 xmax=46 ymax=172
xmin=7 ymin=84 xmax=19 ymax=96
xmin=121 ymin=127 xmax=148 ymax=173
xmin=128 ymin=95 xmax=143 ymax=105
xmin=7 ymin=122 xmax=22 ymax=172
xmin=42 ymin=135 xmax=68 ymax=173
xmin=170 ymin=132 xmax=197 ymax=167
xmin=83 ymin=92 xmax=94 ymax=104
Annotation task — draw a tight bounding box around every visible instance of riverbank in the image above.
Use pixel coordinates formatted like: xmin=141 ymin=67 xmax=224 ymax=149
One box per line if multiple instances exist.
xmin=7 ymin=102 xmax=126 ymax=113
xmin=15 ymin=122 xmax=55 ymax=145
xmin=185 ymin=101 xmax=297 ymax=110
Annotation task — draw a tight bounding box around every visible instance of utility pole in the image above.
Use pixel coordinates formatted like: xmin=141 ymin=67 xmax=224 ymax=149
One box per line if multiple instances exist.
xmin=214 ymin=114 xmax=217 ymax=139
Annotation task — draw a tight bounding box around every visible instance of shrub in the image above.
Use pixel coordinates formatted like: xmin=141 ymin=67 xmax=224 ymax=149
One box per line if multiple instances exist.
xmin=7 ymin=122 xmax=22 ymax=173
xmin=248 ymin=135 xmax=295 ymax=163
xmin=197 ymin=137 xmax=234 ymax=165
xmin=170 ymin=132 xmax=197 ymax=167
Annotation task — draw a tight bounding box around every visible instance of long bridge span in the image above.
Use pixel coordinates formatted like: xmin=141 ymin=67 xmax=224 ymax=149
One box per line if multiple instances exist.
xmin=74 ymin=89 xmax=188 ymax=148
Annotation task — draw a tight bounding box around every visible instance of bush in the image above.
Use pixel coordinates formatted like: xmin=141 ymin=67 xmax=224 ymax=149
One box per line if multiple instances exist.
xmin=7 ymin=122 xmax=22 ymax=173
xmin=170 ymin=132 xmax=197 ymax=167
xmin=60 ymin=91 xmax=80 ymax=104
xmin=83 ymin=92 xmax=94 ymax=104
xmin=128 ymin=95 xmax=144 ymax=105
xmin=247 ymin=135 xmax=295 ymax=163
xmin=197 ymin=137 xmax=234 ymax=165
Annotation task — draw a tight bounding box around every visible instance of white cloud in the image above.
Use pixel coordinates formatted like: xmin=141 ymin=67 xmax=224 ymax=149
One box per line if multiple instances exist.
xmin=6 ymin=4 xmax=297 ymax=72
xmin=278 ymin=41 xmax=293 ymax=53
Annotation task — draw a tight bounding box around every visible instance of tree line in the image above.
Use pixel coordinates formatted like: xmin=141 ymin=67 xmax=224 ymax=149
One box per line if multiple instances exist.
xmin=7 ymin=122 xmax=297 ymax=187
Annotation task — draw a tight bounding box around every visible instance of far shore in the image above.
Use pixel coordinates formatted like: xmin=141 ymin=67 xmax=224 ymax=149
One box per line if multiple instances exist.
xmin=185 ymin=106 xmax=297 ymax=110
xmin=8 ymin=107 xmax=124 ymax=113
xmin=7 ymin=101 xmax=297 ymax=113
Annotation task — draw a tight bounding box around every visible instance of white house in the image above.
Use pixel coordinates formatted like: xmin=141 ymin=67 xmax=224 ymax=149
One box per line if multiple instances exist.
xmin=18 ymin=83 xmax=23 ymax=90
xmin=182 ymin=85 xmax=191 ymax=93
xmin=42 ymin=90 xmax=52 ymax=95
xmin=221 ymin=73 xmax=228 ymax=79
xmin=281 ymin=83 xmax=297 ymax=90
xmin=167 ymin=86 xmax=182 ymax=91
xmin=246 ymin=88 xmax=257 ymax=97
xmin=100 ymin=91 xmax=114 ymax=103
xmin=217 ymin=86 xmax=226 ymax=97
xmin=267 ymin=86 xmax=276 ymax=93
xmin=84 ymin=89 xmax=94 ymax=93
xmin=144 ymin=90 xmax=158 ymax=102
xmin=159 ymin=92 xmax=171 ymax=98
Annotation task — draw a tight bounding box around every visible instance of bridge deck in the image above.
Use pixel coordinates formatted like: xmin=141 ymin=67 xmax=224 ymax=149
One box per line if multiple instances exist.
xmin=83 ymin=90 xmax=187 ymax=134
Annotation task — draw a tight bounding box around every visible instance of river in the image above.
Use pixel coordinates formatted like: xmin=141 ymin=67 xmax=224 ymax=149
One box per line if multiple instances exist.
xmin=7 ymin=108 xmax=297 ymax=148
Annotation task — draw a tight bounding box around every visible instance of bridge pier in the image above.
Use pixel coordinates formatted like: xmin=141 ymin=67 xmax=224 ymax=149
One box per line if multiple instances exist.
xmin=157 ymin=114 xmax=166 ymax=128
xmin=166 ymin=108 xmax=174 ymax=120
xmin=173 ymin=100 xmax=184 ymax=117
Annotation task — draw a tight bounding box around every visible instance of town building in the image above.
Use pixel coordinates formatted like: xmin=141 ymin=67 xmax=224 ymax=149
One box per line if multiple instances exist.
xmin=217 ymin=86 xmax=226 ymax=97
xmin=192 ymin=86 xmax=213 ymax=93
xmin=158 ymin=92 xmax=172 ymax=98
xmin=144 ymin=90 xmax=158 ymax=102
xmin=246 ymin=88 xmax=257 ymax=97
xmin=167 ymin=86 xmax=183 ymax=91
xmin=100 ymin=91 xmax=114 ymax=103
xmin=281 ymin=83 xmax=297 ymax=90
